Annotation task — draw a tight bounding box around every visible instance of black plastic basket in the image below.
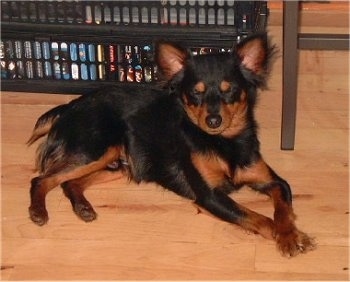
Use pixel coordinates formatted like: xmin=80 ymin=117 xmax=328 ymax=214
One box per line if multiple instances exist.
xmin=1 ymin=1 xmax=268 ymax=94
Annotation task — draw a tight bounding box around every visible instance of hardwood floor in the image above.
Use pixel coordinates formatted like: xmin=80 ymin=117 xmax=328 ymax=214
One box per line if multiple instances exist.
xmin=1 ymin=22 xmax=349 ymax=282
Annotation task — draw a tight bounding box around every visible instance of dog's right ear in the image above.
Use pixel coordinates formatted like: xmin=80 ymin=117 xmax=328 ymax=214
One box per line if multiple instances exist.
xmin=155 ymin=41 xmax=188 ymax=81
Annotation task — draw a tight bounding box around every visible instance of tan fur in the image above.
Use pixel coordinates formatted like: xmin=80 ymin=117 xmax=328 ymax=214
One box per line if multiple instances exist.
xmin=194 ymin=81 xmax=206 ymax=93
xmin=233 ymin=158 xmax=273 ymax=185
xmin=183 ymin=91 xmax=248 ymax=138
xmin=39 ymin=146 xmax=122 ymax=191
xmin=27 ymin=120 xmax=55 ymax=145
xmin=191 ymin=152 xmax=231 ymax=188
xmin=219 ymin=80 xmax=232 ymax=93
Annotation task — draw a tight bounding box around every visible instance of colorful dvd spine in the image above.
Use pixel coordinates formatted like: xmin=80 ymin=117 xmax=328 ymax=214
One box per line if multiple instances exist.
xmin=97 ymin=44 xmax=105 ymax=80
xmin=0 ymin=40 xmax=6 ymax=79
xmin=141 ymin=44 xmax=154 ymax=83
xmin=117 ymin=45 xmax=125 ymax=82
xmin=107 ymin=44 xmax=118 ymax=80
xmin=88 ymin=44 xmax=97 ymax=80
xmin=133 ymin=45 xmax=143 ymax=83
xmin=2 ymin=38 xmax=160 ymax=83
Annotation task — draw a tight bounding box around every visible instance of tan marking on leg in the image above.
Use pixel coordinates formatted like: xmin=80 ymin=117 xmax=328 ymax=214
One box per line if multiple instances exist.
xmin=41 ymin=146 xmax=122 ymax=190
xmin=63 ymin=169 xmax=126 ymax=222
xmin=238 ymin=203 xmax=275 ymax=239
xmin=233 ymin=158 xmax=273 ymax=185
xmin=234 ymin=158 xmax=316 ymax=256
xmin=193 ymin=201 xmax=274 ymax=240
xmin=268 ymin=186 xmax=316 ymax=256
xmin=190 ymin=155 xmax=276 ymax=240
xmin=191 ymin=152 xmax=230 ymax=188
xmin=69 ymin=169 xmax=126 ymax=189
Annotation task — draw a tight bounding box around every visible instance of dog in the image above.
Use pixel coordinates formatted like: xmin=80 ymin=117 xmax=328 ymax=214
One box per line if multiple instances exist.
xmin=27 ymin=33 xmax=315 ymax=257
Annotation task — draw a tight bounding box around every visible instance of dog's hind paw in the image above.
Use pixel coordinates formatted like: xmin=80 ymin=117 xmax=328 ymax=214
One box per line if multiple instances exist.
xmin=276 ymin=229 xmax=316 ymax=257
xmin=73 ymin=203 xmax=97 ymax=222
xmin=29 ymin=206 xmax=49 ymax=226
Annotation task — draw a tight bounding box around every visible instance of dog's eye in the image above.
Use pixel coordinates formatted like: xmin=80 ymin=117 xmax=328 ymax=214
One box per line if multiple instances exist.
xmin=193 ymin=89 xmax=204 ymax=96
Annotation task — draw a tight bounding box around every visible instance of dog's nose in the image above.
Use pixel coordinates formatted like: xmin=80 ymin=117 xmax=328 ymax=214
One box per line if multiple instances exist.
xmin=205 ymin=114 xmax=222 ymax=128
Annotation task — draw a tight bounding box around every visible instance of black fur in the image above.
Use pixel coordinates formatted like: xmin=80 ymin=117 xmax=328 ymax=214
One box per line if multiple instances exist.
xmin=28 ymin=33 xmax=315 ymax=257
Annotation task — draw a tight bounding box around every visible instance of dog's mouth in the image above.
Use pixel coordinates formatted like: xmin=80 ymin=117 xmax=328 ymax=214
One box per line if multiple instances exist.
xmin=203 ymin=128 xmax=226 ymax=135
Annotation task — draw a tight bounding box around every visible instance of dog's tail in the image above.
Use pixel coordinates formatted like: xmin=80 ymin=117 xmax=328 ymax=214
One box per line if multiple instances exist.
xmin=27 ymin=104 xmax=68 ymax=145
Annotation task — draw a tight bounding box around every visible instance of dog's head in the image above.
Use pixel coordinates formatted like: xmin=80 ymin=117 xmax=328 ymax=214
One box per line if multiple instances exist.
xmin=155 ymin=33 xmax=273 ymax=138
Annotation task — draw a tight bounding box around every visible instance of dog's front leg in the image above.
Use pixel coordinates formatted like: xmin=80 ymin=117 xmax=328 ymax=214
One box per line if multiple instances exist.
xmin=189 ymin=152 xmax=275 ymax=239
xmin=182 ymin=157 xmax=275 ymax=239
xmin=234 ymin=158 xmax=316 ymax=257
xmin=265 ymin=180 xmax=316 ymax=257
xmin=194 ymin=188 xmax=275 ymax=240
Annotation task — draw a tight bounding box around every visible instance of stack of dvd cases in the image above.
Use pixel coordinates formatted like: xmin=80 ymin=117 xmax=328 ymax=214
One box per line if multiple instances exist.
xmin=0 ymin=40 xmax=157 ymax=83
xmin=1 ymin=1 xmax=268 ymax=94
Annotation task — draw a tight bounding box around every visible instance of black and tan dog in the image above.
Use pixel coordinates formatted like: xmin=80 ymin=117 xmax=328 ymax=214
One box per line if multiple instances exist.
xmin=27 ymin=33 xmax=315 ymax=257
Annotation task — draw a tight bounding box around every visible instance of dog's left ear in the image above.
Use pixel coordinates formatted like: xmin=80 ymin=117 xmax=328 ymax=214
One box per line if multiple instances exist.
xmin=155 ymin=41 xmax=188 ymax=81
xmin=236 ymin=33 xmax=273 ymax=84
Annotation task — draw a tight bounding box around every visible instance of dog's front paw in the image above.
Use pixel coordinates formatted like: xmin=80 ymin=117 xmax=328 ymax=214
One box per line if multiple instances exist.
xmin=29 ymin=205 xmax=49 ymax=226
xmin=276 ymin=229 xmax=316 ymax=257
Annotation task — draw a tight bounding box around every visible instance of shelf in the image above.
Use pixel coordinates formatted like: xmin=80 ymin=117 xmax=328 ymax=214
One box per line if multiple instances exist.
xmin=1 ymin=1 xmax=268 ymax=94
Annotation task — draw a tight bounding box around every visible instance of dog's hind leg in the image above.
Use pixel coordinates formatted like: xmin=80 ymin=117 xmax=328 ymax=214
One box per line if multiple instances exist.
xmin=62 ymin=180 xmax=97 ymax=222
xmin=62 ymin=169 xmax=126 ymax=222
xmin=29 ymin=146 xmax=122 ymax=225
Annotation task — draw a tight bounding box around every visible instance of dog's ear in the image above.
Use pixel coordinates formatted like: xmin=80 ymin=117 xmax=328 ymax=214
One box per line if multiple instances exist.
xmin=236 ymin=33 xmax=272 ymax=80
xmin=155 ymin=41 xmax=188 ymax=81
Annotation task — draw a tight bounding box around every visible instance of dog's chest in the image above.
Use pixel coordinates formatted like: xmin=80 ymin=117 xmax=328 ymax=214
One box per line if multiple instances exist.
xmin=190 ymin=152 xmax=232 ymax=188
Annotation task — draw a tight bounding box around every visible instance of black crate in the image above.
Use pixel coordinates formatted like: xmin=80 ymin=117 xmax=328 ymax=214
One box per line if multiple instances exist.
xmin=1 ymin=1 xmax=268 ymax=94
